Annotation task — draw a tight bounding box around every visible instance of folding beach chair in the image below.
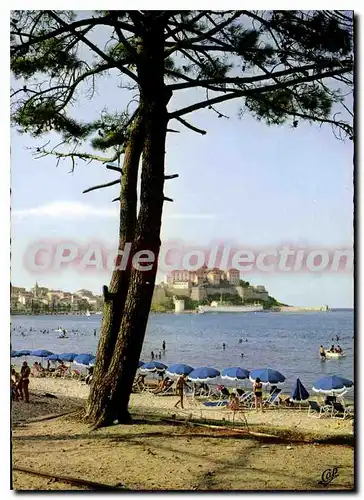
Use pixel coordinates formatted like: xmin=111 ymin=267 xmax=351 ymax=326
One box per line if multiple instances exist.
xmin=156 ymin=380 xmax=175 ymax=396
xmin=331 ymin=402 xmax=353 ymax=420
xmin=263 ymin=388 xmax=282 ymax=407
xmin=203 ymin=400 xmax=229 ymax=408
xmin=239 ymin=391 xmax=254 ymax=408
xmin=307 ymin=400 xmax=332 ymax=418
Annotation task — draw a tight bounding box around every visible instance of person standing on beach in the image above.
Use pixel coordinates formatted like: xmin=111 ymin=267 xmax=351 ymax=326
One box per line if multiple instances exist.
xmin=20 ymin=361 xmax=30 ymax=403
xmin=174 ymin=374 xmax=189 ymax=409
xmin=151 ymin=351 xmax=154 ymax=360
xmin=253 ymin=377 xmax=263 ymax=412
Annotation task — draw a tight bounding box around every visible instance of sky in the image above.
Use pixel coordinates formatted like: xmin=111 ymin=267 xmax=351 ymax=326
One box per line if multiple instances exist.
xmin=10 ymin=15 xmax=354 ymax=308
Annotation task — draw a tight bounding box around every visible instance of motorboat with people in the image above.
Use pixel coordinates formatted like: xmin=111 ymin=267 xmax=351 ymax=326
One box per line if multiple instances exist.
xmin=325 ymin=350 xmax=346 ymax=359
xmin=54 ymin=327 xmax=67 ymax=333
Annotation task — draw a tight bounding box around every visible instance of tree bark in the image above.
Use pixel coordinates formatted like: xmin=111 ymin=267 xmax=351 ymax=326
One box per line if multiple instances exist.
xmin=86 ymin=16 xmax=171 ymax=428
xmin=86 ymin=111 xmax=144 ymax=421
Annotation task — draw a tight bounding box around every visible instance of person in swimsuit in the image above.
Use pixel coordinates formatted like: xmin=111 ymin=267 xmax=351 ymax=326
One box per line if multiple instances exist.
xmin=174 ymin=374 xmax=189 ymax=409
xmin=253 ymin=377 xmax=263 ymax=411
xmin=20 ymin=361 xmax=30 ymax=403
xmin=319 ymin=345 xmax=326 ymax=359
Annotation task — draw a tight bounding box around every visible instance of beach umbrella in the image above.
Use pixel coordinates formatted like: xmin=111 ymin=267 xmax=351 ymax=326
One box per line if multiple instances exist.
xmin=15 ymin=349 xmax=32 ymax=356
xmin=291 ymin=378 xmax=310 ymax=402
xmin=138 ymin=360 xmax=145 ymax=368
xmin=31 ymin=349 xmax=54 ymax=358
xmin=45 ymin=354 xmax=62 ymax=361
xmin=166 ymin=363 xmax=195 ymax=377
xmin=188 ymin=367 xmax=220 ymax=382
xmin=221 ymin=367 xmax=249 ymax=381
xmin=11 ymin=350 xmax=21 ymax=358
xmin=58 ymin=353 xmax=78 ymax=362
xmin=140 ymin=361 xmax=167 ymax=373
xmin=312 ymin=375 xmax=353 ymax=395
xmin=249 ymin=368 xmax=286 ymax=386
xmin=74 ymin=353 xmax=96 ymax=367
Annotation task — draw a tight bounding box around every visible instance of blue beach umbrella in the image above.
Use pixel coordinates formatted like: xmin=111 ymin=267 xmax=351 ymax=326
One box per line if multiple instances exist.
xmin=312 ymin=375 xmax=353 ymax=395
xmin=74 ymin=353 xmax=95 ymax=367
xmin=221 ymin=367 xmax=250 ymax=381
xmin=140 ymin=361 xmax=167 ymax=373
xmin=291 ymin=378 xmax=310 ymax=402
xmin=11 ymin=350 xmax=21 ymax=358
xmin=31 ymin=349 xmax=54 ymax=358
xmin=249 ymin=368 xmax=286 ymax=386
xmin=138 ymin=360 xmax=145 ymax=368
xmin=188 ymin=367 xmax=220 ymax=382
xmin=166 ymin=363 xmax=195 ymax=377
xmin=45 ymin=354 xmax=62 ymax=361
xmin=58 ymin=353 xmax=78 ymax=362
xmin=15 ymin=350 xmax=32 ymax=356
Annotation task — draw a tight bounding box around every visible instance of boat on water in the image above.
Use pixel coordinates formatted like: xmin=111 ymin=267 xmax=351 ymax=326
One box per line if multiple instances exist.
xmin=54 ymin=328 xmax=67 ymax=333
xmin=198 ymin=304 xmax=264 ymax=314
xmin=325 ymin=351 xmax=346 ymax=359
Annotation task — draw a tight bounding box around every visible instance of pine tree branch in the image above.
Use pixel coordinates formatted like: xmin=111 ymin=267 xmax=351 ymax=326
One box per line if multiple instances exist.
xmin=83 ymin=179 xmax=120 ymax=194
xmin=11 ymin=13 xmax=136 ymax=56
xmin=106 ymin=165 xmax=123 ymax=174
xmin=34 ymin=148 xmax=119 ymax=164
xmin=165 ymin=12 xmax=207 ymax=39
xmin=169 ymin=66 xmax=351 ymax=119
xmin=164 ymin=174 xmax=179 ymax=180
xmin=110 ymin=12 xmax=139 ymax=60
xmin=47 ymin=11 xmax=139 ymax=84
xmin=167 ymin=59 xmax=352 ymax=91
xmin=166 ymin=11 xmax=242 ymax=55
xmin=175 ymin=116 xmax=207 ymax=135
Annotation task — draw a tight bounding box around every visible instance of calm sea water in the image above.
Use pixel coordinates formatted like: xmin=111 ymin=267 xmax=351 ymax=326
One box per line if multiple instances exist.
xmin=11 ymin=310 xmax=354 ymax=394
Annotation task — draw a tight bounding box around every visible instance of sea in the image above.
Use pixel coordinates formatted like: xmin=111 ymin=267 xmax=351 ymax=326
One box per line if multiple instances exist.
xmin=11 ymin=310 xmax=354 ymax=395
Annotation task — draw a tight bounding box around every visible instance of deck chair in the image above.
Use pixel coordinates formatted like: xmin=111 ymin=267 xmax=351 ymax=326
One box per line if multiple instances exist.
xmin=203 ymin=400 xmax=229 ymax=407
xmin=239 ymin=391 xmax=254 ymax=408
xmin=263 ymin=388 xmax=282 ymax=407
xmin=307 ymin=400 xmax=332 ymax=418
xmin=155 ymin=380 xmax=175 ymax=396
xmin=331 ymin=402 xmax=353 ymax=419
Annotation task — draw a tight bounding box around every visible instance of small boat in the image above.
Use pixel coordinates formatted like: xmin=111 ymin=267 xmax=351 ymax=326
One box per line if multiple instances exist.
xmin=325 ymin=351 xmax=346 ymax=359
xmin=58 ymin=335 xmax=69 ymax=339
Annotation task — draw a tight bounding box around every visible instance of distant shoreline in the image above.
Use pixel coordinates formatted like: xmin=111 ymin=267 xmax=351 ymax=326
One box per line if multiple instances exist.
xmin=11 ymin=308 xmax=353 ymax=317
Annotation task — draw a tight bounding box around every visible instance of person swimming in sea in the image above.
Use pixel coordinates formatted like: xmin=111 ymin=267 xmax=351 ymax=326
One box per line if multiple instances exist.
xmin=319 ymin=345 xmax=326 ymax=360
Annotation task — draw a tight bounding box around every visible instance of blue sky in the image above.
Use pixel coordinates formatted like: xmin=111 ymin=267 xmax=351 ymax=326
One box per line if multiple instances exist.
xmin=11 ymin=23 xmax=353 ymax=308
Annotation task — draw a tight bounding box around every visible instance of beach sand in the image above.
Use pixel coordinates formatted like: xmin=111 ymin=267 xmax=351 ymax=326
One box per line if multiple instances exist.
xmin=16 ymin=377 xmax=353 ymax=437
xmin=11 ymin=377 xmax=354 ymax=491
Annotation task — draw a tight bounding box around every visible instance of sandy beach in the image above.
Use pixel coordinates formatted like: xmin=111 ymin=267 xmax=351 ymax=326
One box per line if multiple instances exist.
xmin=11 ymin=375 xmax=354 ymax=491
xmin=13 ymin=377 xmax=353 ymax=437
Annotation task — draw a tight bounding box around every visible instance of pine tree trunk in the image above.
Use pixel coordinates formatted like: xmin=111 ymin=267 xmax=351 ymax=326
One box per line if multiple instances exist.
xmin=86 ymin=17 xmax=170 ymax=428
xmin=86 ymin=112 xmax=144 ymax=420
